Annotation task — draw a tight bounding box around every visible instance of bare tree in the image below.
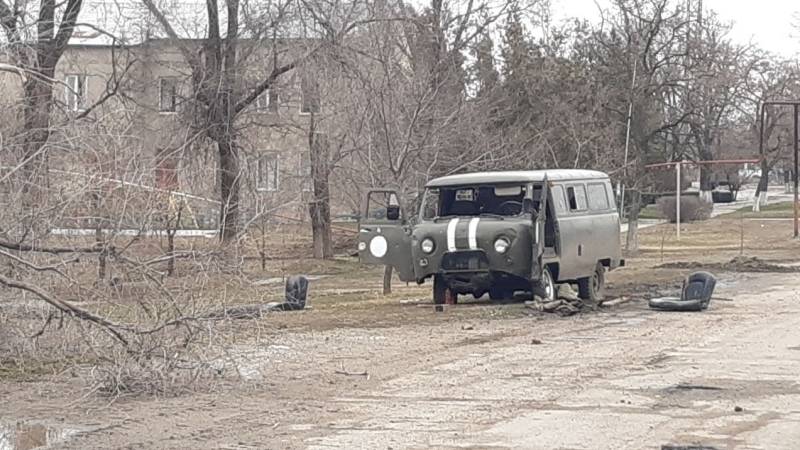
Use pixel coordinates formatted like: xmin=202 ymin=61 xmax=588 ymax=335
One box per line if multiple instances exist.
xmin=138 ymin=0 xmax=325 ymax=243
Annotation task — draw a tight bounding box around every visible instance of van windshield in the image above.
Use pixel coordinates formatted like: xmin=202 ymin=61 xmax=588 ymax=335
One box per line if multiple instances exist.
xmin=421 ymin=184 xmax=536 ymax=220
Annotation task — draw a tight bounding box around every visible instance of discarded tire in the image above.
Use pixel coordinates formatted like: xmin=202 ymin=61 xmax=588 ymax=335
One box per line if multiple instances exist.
xmin=284 ymin=275 xmax=309 ymax=310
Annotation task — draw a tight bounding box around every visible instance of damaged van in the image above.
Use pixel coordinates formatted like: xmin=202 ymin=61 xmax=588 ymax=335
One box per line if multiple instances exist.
xmin=358 ymin=170 xmax=623 ymax=304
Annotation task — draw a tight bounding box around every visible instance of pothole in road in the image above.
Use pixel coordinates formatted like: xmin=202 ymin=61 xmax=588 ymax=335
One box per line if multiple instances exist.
xmin=0 ymin=421 xmax=84 ymax=450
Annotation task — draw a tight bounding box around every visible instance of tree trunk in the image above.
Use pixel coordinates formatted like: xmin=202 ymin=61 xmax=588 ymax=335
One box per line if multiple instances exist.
xmin=625 ymin=189 xmax=641 ymax=254
xmin=698 ymin=141 xmax=714 ymax=203
xmin=217 ymin=139 xmax=240 ymax=243
xmin=699 ymin=164 xmax=713 ymax=202
xmin=19 ymin=70 xmax=56 ymax=238
xmin=308 ymin=118 xmax=333 ymax=259
xmin=753 ymin=158 xmax=769 ymax=212
xmin=92 ymin=191 xmax=106 ymax=281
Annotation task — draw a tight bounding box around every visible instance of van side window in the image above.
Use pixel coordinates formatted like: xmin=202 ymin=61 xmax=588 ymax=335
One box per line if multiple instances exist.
xmin=566 ymin=184 xmax=588 ymax=211
xmin=587 ymin=183 xmax=609 ymax=211
xmin=550 ymin=185 xmax=567 ymax=214
xmin=606 ymin=182 xmax=617 ymax=209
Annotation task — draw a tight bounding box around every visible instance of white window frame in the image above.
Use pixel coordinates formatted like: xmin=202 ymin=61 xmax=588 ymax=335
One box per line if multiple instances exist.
xmin=257 ymin=152 xmax=279 ymax=192
xmin=255 ymin=89 xmax=271 ymax=112
xmin=159 ymin=77 xmax=178 ymax=113
xmin=65 ymin=74 xmax=87 ymax=112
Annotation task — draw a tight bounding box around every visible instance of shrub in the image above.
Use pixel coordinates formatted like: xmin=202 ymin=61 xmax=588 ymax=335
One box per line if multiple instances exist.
xmin=646 ymin=169 xmax=692 ymax=192
xmin=656 ymin=196 xmax=712 ymax=223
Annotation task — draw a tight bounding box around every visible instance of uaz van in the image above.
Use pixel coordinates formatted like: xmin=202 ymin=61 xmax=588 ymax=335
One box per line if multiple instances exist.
xmin=358 ymin=170 xmax=623 ymax=304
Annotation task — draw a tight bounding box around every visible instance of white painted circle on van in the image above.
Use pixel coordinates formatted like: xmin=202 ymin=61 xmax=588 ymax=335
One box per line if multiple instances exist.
xmin=370 ymin=236 xmax=388 ymax=258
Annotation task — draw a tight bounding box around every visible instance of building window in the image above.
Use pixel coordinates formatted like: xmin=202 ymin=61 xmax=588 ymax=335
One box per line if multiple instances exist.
xmin=300 ymin=77 xmax=320 ymax=114
xmin=256 ymin=90 xmax=269 ymax=111
xmin=257 ymin=153 xmax=279 ymax=192
xmin=65 ymin=74 xmax=87 ymax=112
xmin=159 ymin=77 xmax=178 ymax=113
xmin=255 ymin=89 xmax=279 ymax=112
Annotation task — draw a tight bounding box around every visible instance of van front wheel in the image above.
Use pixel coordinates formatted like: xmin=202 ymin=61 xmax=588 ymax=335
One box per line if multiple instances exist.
xmin=578 ymin=263 xmax=606 ymax=305
xmin=532 ymin=267 xmax=556 ymax=302
xmin=433 ymin=275 xmax=457 ymax=305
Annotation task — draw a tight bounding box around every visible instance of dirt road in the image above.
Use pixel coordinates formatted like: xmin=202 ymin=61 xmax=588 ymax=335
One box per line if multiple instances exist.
xmin=3 ymin=216 xmax=800 ymax=450
xmin=295 ymin=272 xmax=800 ymax=450
xmin=2 ymin=269 xmax=797 ymax=449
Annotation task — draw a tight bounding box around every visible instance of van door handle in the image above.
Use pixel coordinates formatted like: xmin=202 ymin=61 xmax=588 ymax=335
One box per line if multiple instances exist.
xmin=578 ymin=244 xmax=582 ymax=256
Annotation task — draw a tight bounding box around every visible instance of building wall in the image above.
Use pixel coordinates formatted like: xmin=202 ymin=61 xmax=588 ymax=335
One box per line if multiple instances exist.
xmin=23 ymin=40 xmax=331 ymax=229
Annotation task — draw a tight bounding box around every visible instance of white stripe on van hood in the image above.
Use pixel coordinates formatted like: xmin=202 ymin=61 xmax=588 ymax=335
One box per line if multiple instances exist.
xmin=468 ymin=218 xmax=480 ymax=250
xmin=446 ymin=218 xmax=459 ymax=252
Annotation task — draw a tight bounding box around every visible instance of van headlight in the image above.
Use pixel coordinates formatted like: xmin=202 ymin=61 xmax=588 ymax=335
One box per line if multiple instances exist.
xmin=494 ymin=237 xmax=511 ymax=254
xmin=420 ymin=238 xmax=435 ymax=254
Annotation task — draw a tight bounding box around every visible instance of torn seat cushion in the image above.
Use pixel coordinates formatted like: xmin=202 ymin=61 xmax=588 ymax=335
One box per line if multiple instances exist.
xmin=649 ymin=271 xmax=716 ymax=312
xmin=648 ymin=296 xmax=706 ymax=311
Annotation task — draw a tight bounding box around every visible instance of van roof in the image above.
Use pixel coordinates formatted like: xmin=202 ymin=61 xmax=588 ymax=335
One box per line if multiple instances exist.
xmin=426 ymin=169 xmax=610 ymax=187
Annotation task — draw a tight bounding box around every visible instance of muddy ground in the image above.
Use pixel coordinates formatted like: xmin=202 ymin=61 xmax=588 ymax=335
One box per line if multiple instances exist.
xmin=2 ymin=216 xmax=800 ymax=450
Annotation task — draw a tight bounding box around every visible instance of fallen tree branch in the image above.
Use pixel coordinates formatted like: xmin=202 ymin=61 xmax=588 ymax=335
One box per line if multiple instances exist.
xmin=0 ymin=239 xmax=104 ymax=254
xmin=0 ymin=273 xmax=128 ymax=345
xmin=0 ymin=248 xmax=79 ymax=277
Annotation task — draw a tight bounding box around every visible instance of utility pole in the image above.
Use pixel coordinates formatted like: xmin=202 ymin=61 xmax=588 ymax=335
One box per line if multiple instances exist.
xmin=676 ymin=161 xmax=682 ymax=240
xmin=794 ymin=104 xmax=798 ymax=238
xmin=758 ymin=101 xmax=800 ymax=238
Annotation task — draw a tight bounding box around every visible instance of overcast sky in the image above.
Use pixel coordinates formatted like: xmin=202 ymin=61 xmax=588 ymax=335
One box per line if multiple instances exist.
xmin=553 ymin=0 xmax=799 ymax=57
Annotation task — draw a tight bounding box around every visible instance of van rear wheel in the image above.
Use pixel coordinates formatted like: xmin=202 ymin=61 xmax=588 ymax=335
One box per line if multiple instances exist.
xmin=578 ymin=263 xmax=606 ymax=305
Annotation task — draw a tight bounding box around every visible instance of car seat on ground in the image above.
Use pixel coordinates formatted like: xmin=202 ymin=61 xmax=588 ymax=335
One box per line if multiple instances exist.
xmin=648 ymin=271 xmax=716 ymax=311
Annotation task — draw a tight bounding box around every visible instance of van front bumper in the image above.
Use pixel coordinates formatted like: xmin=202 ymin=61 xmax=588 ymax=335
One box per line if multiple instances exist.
xmin=415 ymin=248 xmax=532 ymax=283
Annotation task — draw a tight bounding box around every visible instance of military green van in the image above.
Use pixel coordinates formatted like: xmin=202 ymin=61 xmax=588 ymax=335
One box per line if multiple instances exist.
xmin=358 ymin=170 xmax=623 ymax=304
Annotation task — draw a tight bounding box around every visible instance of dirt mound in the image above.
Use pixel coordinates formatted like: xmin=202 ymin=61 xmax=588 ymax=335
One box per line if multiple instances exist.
xmin=658 ymin=256 xmax=799 ymax=273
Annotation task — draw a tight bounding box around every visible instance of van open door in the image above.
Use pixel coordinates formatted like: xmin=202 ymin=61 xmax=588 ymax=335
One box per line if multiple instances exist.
xmin=531 ymin=176 xmax=549 ymax=281
xmin=358 ymin=190 xmax=415 ymax=282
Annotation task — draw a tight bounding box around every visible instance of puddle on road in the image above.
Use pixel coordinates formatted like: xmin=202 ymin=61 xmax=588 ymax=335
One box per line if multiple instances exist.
xmin=0 ymin=421 xmax=82 ymax=450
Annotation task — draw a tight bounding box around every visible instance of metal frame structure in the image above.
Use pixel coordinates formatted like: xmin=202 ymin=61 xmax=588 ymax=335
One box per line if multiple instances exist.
xmin=758 ymin=101 xmax=800 ymax=238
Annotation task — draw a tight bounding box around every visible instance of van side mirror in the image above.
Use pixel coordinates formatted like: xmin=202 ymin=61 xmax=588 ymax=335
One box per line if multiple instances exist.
xmin=386 ymin=205 xmax=401 ymax=221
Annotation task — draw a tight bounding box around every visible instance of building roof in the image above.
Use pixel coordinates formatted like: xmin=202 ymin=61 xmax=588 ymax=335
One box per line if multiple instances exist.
xmin=426 ymin=169 xmax=609 ymax=187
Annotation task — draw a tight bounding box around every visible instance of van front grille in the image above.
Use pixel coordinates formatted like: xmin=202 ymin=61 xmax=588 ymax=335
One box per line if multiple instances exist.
xmin=441 ymin=251 xmax=489 ymax=271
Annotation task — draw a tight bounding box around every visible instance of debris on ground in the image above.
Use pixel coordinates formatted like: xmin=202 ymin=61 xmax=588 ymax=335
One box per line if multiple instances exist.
xmin=284 ymin=275 xmax=309 ymax=310
xmin=525 ymin=284 xmax=586 ymax=316
xmin=334 ymin=362 xmax=369 ymax=379
xmin=203 ymin=275 xmax=311 ymax=319
xmin=600 ymin=297 xmax=631 ymax=307
xmin=658 ymin=256 xmax=799 ymax=273
xmin=661 ymin=445 xmax=719 ymax=450
xmin=649 ymin=272 xmax=716 ymax=312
